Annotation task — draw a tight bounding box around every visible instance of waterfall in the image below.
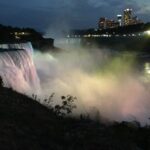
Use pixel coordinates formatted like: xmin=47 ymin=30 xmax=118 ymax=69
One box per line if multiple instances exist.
xmin=0 ymin=42 xmax=33 ymax=54
xmin=0 ymin=43 xmax=40 ymax=94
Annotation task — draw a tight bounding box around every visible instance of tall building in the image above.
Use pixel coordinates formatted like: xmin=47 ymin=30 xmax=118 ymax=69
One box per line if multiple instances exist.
xmin=124 ymin=8 xmax=132 ymax=25
xmin=117 ymin=14 xmax=122 ymax=26
xmin=98 ymin=8 xmax=142 ymax=29
xmin=131 ymin=16 xmax=143 ymax=24
xmin=98 ymin=18 xmax=119 ymax=29
xmin=105 ymin=19 xmax=119 ymax=28
xmin=98 ymin=17 xmax=106 ymax=29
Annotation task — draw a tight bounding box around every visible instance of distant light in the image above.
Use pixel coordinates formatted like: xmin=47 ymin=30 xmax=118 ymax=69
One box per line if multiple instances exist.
xmin=145 ymin=30 xmax=150 ymax=35
xmin=124 ymin=8 xmax=132 ymax=11
xmin=147 ymin=70 xmax=150 ymax=74
xmin=84 ymin=34 xmax=91 ymax=38
xmin=145 ymin=63 xmax=150 ymax=74
xmin=15 ymin=36 xmax=20 ymax=39
xmin=117 ymin=14 xmax=122 ymax=16
xmin=67 ymin=35 xmax=70 ymax=38
xmin=147 ymin=31 xmax=150 ymax=35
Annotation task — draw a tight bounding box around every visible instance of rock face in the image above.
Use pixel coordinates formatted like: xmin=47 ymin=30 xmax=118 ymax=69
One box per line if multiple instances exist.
xmin=31 ymin=38 xmax=54 ymax=51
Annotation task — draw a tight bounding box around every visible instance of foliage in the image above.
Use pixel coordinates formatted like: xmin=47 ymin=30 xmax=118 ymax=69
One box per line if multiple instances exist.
xmin=32 ymin=93 xmax=77 ymax=116
xmin=0 ymin=87 xmax=150 ymax=150
xmin=54 ymin=95 xmax=77 ymax=116
xmin=0 ymin=84 xmax=150 ymax=150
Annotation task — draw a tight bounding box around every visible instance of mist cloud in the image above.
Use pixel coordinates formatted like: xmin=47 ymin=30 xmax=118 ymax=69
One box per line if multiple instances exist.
xmin=33 ymin=46 xmax=150 ymax=125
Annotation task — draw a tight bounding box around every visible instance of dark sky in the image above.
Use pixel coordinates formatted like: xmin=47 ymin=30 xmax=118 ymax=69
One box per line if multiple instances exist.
xmin=0 ymin=0 xmax=149 ymax=32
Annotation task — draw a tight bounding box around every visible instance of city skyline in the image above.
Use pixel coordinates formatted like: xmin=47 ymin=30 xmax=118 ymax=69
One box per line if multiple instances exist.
xmin=98 ymin=8 xmax=143 ymax=29
xmin=0 ymin=0 xmax=149 ymax=32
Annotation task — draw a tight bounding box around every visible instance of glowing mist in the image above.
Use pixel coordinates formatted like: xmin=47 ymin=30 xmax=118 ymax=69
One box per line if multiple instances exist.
xmin=1 ymin=42 xmax=150 ymax=125
xmin=34 ymin=47 xmax=150 ymax=125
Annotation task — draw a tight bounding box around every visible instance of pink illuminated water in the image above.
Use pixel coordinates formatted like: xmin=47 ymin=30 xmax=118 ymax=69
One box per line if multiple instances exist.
xmin=0 ymin=43 xmax=40 ymax=94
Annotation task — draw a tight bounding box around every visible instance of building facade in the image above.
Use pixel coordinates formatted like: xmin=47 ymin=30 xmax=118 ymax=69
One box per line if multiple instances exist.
xmin=98 ymin=17 xmax=106 ymax=29
xmin=117 ymin=14 xmax=122 ymax=26
xmin=98 ymin=18 xmax=119 ymax=29
xmin=124 ymin=8 xmax=132 ymax=25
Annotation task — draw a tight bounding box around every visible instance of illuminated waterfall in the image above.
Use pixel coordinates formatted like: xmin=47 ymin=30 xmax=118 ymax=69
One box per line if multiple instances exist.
xmin=0 ymin=43 xmax=40 ymax=94
xmin=0 ymin=42 xmax=33 ymax=53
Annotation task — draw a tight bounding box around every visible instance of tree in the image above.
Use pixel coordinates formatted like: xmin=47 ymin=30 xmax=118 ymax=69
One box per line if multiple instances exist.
xmin=54 ymin=95 xmax=77 ymax=116
xmin=0 ymin=76 xmax=3 ymax=88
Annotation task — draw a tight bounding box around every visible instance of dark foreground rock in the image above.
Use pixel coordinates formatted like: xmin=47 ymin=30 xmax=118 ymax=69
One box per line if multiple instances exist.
xmin=0 ymin=86 xmax=150 ymax=150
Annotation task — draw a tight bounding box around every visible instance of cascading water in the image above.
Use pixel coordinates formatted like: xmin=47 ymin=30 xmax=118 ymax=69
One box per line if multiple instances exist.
xmin=0 ymin=42 xmax=33 ymax=54
xmin=0 ymin=42 xmax=40 ymax=94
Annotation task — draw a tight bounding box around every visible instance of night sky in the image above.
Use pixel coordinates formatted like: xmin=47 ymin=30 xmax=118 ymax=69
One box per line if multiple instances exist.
xmin=0 ymin=0 xmax=149 ymax=32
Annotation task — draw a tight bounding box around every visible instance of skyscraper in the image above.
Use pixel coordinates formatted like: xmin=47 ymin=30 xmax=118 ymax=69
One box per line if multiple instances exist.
xmin=98 ymin=17 xmax=106 ymax=29
xmin=117 ymin=14 xmax=122 ymax=26
xmin=124 ymin=8 xmax=132 ymax=25
xmin=98 ymin=17 xmax=120 ymax=29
